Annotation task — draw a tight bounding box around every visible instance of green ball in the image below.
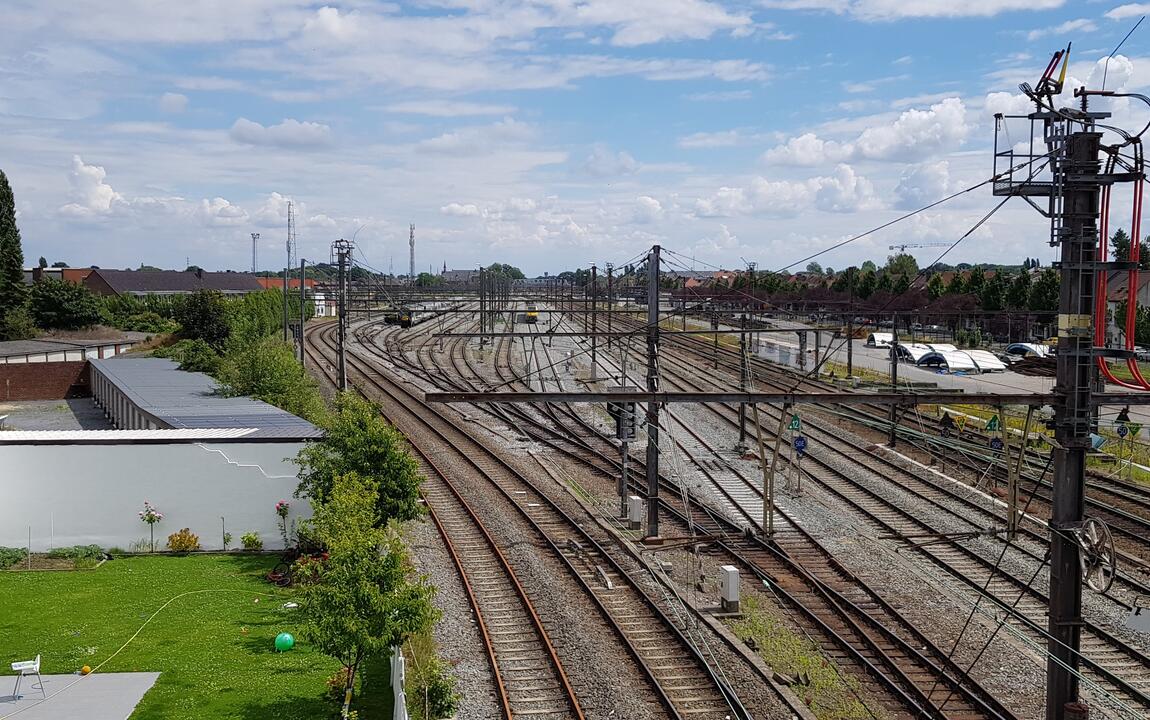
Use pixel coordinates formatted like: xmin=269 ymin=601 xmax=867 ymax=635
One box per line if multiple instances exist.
xmin=274 ymin=633 xmax=295 ymax=652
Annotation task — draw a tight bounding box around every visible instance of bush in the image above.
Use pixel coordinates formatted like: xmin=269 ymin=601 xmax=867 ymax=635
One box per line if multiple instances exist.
xmin=241 ymin=532 xmax=263 ymax=551
xmin=153 ymin=338 xmax=221 ymax=374
xmin=0 ymin=546 xmax=27 ymax=569
xmin=167 ymin=528 xmax=201 ymax=552
xmin=29 ymin=278 xmax=103 ymax=329
xmin=217 ymin=335 xmax=325 ymax=422
xmin=46 ymin=544 xmax=103 ymax=560
xmin=325 ymin=667 xmax=352 ymax=702
xmin=0 ymin=306 xmax=36 ymax=341
xmin=121 ymin=311 xmax=178 ymax=334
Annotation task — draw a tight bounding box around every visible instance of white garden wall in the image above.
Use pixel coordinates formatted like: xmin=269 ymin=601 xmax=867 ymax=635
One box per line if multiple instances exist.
xmin=0 ymin=442 xmax=311 ymax=552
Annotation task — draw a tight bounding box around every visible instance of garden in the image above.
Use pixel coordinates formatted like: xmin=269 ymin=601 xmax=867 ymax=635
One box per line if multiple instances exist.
xmin=0 ymin=393 xmax=459 ymax=719
xmin=0 ymin=553 xmax=393 ymax=719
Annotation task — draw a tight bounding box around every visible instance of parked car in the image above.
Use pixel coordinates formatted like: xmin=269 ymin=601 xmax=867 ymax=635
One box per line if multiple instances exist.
xmin=1135 ymin=346 xmax=1150 ymax=362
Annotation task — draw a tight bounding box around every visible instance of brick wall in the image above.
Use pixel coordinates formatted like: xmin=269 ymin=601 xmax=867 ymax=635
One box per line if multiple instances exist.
xmin=0 ymin=361 xmax=91 ymax=401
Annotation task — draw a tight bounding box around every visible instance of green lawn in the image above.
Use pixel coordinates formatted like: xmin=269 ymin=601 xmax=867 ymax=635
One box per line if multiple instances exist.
xmin=0 ymin=555 xmax=391 ymax=719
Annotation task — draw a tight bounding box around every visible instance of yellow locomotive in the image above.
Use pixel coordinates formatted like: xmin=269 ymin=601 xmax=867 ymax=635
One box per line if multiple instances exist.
xmin=525 ymin=304 xmax=539 ymax=324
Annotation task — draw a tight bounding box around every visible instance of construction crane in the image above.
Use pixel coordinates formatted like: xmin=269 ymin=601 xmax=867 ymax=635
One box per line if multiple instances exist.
xmin=888 ymin=242 xmax=952 ymax=252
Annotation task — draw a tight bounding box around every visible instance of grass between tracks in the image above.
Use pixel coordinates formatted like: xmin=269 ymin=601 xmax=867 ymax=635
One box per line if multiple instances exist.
xmin=728 ymin=594 xmax=880 ymax=720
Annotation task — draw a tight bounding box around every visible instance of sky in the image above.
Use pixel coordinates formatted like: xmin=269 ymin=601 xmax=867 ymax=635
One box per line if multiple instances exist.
xmin=3 ymin=1 xmax=1150 ymax=277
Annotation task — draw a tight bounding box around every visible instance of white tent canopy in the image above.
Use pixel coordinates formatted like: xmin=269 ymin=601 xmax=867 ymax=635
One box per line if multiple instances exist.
xmin=1005 ymin=342 xmax=1051 ymax=357
xmin=896 ymin=343 xmax=934 ymax=363
xmin=966 ymin=349 xmax=1007 ymax=372
xmin=918 ymin=350 xmax=979 ymax=372
xmin=867 ymin=332 xmax=894 ymax=348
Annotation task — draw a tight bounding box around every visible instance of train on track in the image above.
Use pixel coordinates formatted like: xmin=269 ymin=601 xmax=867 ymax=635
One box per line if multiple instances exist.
xmin=382 ymin=300 xmax=461 ymax=328
xmin=525 ymin=304 xmax=539 ymax=324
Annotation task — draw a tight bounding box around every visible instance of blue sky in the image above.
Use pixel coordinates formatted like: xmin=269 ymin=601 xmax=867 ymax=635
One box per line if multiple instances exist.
xmin=2 ymin=0 xmax=1149 ymax=276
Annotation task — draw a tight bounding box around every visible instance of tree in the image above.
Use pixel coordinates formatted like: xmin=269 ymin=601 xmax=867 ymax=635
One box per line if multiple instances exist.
xmin=0 ymin=170 xmax=28 ymax=339
xmin=805 ymin=261 xmax=823 ymax=275
xmin=892 ymin=272 xmax=912 ymax=295
xmin=981 ymin=272 xmax=1006 ymax=312
xmin=966 ymin=267 xmax=985 ymax=295
xmin=860 ymin=260 xmax=877 ymax=274
xmin=415 ymin=272 xmax=441 ymax=287
xmin=926 ymin=273 xmax=945 ymax=300
xmin=1029 ymin=268 xmax=1060 ymax=312
xmin=299 ymin=473 xmax=436 ymax=719
xmin=875 ymin=271 xmax=894 ymax=293
xmin=885 ymin=253 xmax=918 ymax=278
xmin=37 ymin=256 xmax=47 ymax=268
xmin=296 ymin=393 xmax=424 ymax=525
xmin=1110 ymin=228 xmax=1150 ymax=270
xmin=1006 ymin=271 xmax=1031 ymax=310
xmin=945 ymin=273 xmax=966 ymax=296
xmin=855 ymin=270 xmax=877 ymax=299
xmin=486 ymin=263 xmax=525 ymax=280
xmin=174 ymin=289 xmax=231 ymax=348
xmin=51 ymin=261 xmax=69 ymax=268
xmin=184 ymin=265 xmax=203 ymax=274
xmin=28 ymin=278 xmax=102 ymax=329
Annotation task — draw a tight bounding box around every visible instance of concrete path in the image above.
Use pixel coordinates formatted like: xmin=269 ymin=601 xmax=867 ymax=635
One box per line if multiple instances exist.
xmin=0 ymin=673 xmax=159 ymax=720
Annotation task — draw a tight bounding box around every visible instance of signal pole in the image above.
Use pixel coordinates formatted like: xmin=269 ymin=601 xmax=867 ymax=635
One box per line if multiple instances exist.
xmin=1046 ymin=124 xmax=1103 ymax=720
xmin=991 ymin=52 xmax=1132 ymax=718
xmin=299 ymin=258 xmax=307 ymax=368
xmin=645 ymin=245 xmax=661 ymax=540
xmin=333 ymin=239 xmax=353 ymax=391
xmin=591 ymin=263 xmax=598 ymax=381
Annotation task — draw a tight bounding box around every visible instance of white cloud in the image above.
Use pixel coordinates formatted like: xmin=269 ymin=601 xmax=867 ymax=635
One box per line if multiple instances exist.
xmin=633 ymin=195 xmax=664 ymax=223
xmin=441 ymin=202 xmax=483 ymax=217
xmin=383 ymin=100 xmax=518 ymax=117
xmin=158 ymin=92 xmax=188 ymax=114
xmin=197 ymin=197 xmax=249 ymax=227
xmin=58 ymin=155 xmax=122 ymax=217
xmin=229 ymin=118 xmax=332 ymax=148
xmin=760 ymin=0 xmax=1065 ymax=20
xmin=894 ymin=161 xmax=951 ymax=210
xmin=765 ymin=98 xmax=970 ymax=166
xmin=677 ymin=130 xmax=750 ymax=148
xmin=1025 ymin=18 xmax=1097 ymax=42
xmin=416 ymin=117 xmax=536 ymax=156
xmin=582 ymin=145 xmax=640 ymax=177
xmin=762 ymin=133 xmax=852 ymax=166
xmin=1107 ymin=4 xmax=1150 ymax=21
xmin=683 ymin=89 xmax=753 ymax=102
xmin=855 ymin=97 xmax=968 ymax=160
xmin=694 ymin=164 xmax=879 ymax=217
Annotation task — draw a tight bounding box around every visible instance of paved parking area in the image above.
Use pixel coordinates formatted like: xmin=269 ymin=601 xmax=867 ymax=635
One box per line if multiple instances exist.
xmin=0 ymin=672 xmax=159 ymax=719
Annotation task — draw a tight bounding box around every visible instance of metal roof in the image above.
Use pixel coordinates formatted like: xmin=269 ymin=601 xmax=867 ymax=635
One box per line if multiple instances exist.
xmin=89 ymin=269 xmax=263 ymax=294
xmin=90 ymin=357 xmax=324 ymax=441
xmin=0 ymin=428 xmax=260 ymax=445
xmin=0 ymin=334 xmax=148 ymax=359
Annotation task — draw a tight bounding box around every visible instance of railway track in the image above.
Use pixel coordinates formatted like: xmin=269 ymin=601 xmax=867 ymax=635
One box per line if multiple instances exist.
xmin=581 ymin=310 xmax=1150 ymax=717
xmin=354 ymin=312 xmax=1026 ymax=719
xmin=305 ymin=319 xmax=749 ymax=720
xmin=655 ymin=312 xmax=1150 ymax=563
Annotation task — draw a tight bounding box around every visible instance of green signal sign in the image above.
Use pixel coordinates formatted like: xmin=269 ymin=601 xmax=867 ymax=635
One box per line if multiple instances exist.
xmin=985 ymin=416 xmax=1000 ymax=432
xmin=788 ymin=414 xmax=801 ymax=431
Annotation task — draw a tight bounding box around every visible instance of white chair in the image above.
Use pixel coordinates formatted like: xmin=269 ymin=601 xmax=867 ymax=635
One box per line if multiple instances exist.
xmin=10 ymin=655 xmax=44 ymax=700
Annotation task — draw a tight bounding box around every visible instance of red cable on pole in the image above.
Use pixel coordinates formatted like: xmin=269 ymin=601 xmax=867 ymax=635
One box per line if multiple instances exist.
xmin=1095 ymin=171 xmax=1145 ymax=388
